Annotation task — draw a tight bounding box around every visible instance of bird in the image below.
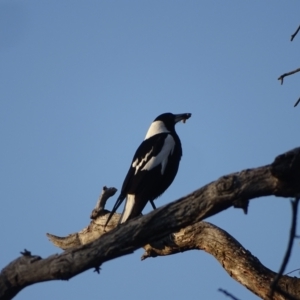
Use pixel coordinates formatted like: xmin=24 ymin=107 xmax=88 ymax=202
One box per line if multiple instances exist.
xmin=104 ymin=112 xmax=191 ymax=228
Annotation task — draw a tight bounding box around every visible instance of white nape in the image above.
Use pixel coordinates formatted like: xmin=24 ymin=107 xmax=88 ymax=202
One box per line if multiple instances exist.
xmin=144 ymin=121 xmax=170 ymax=140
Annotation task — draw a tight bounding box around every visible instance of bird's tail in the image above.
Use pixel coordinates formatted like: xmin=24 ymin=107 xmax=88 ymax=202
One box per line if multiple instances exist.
xmin=119 ymin=194 xmax=136 ymax=224
xmin=104 ymin=194 xmax=126 ymax=229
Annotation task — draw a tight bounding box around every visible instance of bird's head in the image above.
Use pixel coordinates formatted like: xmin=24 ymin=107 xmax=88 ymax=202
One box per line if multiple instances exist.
xmin=154 ymin=112 xmax=192 ymax=131
xmin=144 ymin=112 xmax=191 ymax=139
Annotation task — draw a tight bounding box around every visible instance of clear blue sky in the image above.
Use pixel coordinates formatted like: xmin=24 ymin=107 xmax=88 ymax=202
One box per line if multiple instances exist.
xmin=1 ymin=1 xmax=300 ymax=299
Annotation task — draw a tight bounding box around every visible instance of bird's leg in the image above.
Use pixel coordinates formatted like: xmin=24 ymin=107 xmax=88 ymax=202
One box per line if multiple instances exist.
xmin=150 ymin=199 xmax=157 ymax=210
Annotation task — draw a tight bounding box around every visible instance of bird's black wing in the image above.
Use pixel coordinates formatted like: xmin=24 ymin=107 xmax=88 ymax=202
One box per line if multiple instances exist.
xmin=120 ymin=132 xmax=172 ymax=195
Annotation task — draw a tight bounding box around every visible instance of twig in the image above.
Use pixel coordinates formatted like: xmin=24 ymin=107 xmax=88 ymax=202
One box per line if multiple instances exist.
xmin=285 ymin=268 xmax=300 ymax=276
xmin=269 ymin=198 xmax=300 ymax=299
xmin=218 ymin=288 xmax=241 ymax=300
xmin=278 ymin=68 xmax=300 ymax=85
xmin=90 ymin=186 xmax=117 ymax=219
xmin=291 ymin=25 xmax=300 ymax=42
xmin=294 ymin=97 xmax=300 ymax=107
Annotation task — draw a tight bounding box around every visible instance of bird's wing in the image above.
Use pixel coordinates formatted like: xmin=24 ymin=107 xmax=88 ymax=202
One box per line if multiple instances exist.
xmin=139 ymin=134 xmax=175 ymax=174
xmin=121 ymin=133 xmax=175 ymax=195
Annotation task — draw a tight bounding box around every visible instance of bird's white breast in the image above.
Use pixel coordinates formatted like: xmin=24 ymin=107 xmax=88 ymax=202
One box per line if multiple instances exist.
xmin=144 ymin=121 xmax=170 ymax=140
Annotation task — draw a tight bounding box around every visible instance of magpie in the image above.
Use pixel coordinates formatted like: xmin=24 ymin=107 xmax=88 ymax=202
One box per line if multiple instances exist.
xmin=104 ymin=112 xmax=191 ymax=228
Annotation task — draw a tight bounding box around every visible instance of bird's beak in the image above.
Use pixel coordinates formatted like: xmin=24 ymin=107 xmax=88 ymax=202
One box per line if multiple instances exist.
xmin=174 ymin=113 xmax=192 ymax=124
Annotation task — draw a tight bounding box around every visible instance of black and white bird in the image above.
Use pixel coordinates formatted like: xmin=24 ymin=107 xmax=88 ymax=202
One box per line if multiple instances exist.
xmin=104 ymin=112 xmax=191 ymax=228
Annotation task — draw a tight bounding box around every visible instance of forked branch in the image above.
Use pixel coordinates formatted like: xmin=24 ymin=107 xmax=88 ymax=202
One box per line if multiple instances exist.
xmin=278 ymin=68 xmax=300 ymax=85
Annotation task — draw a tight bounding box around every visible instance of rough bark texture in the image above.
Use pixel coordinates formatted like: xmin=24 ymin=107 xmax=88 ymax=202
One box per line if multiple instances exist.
xmin=143 ymin=222 xmax=300 ymax=300
xmin=1 ymin=147 xmax=300 ymax=300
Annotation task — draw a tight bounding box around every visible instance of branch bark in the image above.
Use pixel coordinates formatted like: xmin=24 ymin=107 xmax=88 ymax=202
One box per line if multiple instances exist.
xmin=142 ymin=222 xmax=300 ymax=300
xmin=1 ymin=147 xmax=300 ymax=300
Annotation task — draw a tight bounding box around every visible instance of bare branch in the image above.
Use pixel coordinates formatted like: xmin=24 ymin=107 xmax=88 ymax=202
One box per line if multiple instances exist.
xmin=218 ymin=288 xmax=241 ymax=300
xmin=90 ymin=186 xmax=117 ymax=219
xmin=294 ymin=97 xmax=300 ymax=107
xmin=278 ymin=68 xmax=300 ymax=85
xmin=285 ymin=268 xmax=300 ymax=276
xmin=1 ymin=147 xmax=300 ymax=299
xmin=291 ymin=25 xmax=300 ymax=41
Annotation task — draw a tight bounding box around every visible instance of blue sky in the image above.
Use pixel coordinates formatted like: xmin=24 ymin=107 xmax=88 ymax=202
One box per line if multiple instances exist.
xmin=1 ymin=1 xmax=300 ymax=299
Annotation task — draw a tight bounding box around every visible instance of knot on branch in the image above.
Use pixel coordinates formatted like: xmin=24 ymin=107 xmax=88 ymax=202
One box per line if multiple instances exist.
xmin=17 ymin=250 xmax=42 ymax=265
xmin=216 ymin=175 xmax=238 ymax=194
xmin=216 ymin=174 xmax=249 ymax=214
xmin=20 ymin=249 xmax=32 ymax=257
xmin=1 ymin=251 xmax=42 ymax=281
xmin=232 ymin=198 xmax=249 ymax=214
xmin=271 ymin=148 xmax=300 ymax=182
xmin=144 ymin=233 xmax=177 ymax=252
xmin=141 ymin=229 xmax=194 ymax=260
xmin=271 ymin=147 xmax=300 ymax=197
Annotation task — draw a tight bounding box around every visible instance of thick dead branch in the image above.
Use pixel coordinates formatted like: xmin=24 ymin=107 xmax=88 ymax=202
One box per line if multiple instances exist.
xmin=1 ymin=147 xmax=300 ymax=300
xmin=278 ymin=68 xmax=300 ymax=85
xmin=142 ymin=222 xmax=300 ymax=300
xmin=47 ymin=147 xmax=300 ymax=250
xmin=291 ymin=25 xmax=300 ymax=42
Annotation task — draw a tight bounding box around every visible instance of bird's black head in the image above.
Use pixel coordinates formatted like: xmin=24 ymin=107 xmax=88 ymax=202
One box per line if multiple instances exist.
xmin=154 ymin=112 xmax=192 ymax=131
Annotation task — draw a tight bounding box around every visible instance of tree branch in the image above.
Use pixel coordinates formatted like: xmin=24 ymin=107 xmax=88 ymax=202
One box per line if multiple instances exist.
xmin=90 ymin=186 xmax=117 ymax=219
xmin=278 ymin=68 xmax=300 ymax=85
xmin=142 ymin=221 xmax=300 ymax=299
xmin=1 ymin=147 xmax=300 ymax=300
xmin=218 ymin=289 xmax=241 ymax=300
xmin=279 ymin=25 xmax=300 ymax=106
xmin=294 ymin=98 xmax=300 ymax=107
xmin=291 ymin=25 xmax=300 ymax=42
